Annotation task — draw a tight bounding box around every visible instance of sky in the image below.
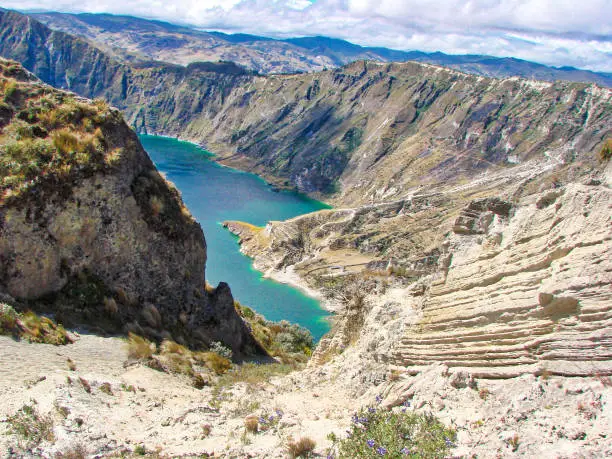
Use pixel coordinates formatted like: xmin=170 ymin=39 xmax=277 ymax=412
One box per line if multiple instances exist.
xmin=2 ymin=0 xmax=611 ymax=72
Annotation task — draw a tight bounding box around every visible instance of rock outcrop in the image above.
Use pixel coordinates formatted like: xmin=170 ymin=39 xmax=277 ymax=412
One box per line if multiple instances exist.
xmin=0 ymin=59 xmax=259 ymax=355
xmin=392 ymin=182 xmax=612 ymax=377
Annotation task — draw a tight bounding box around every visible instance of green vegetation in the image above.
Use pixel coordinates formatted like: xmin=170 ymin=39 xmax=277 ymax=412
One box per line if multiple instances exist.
xmin=0 ymin=303 xmax=72 ymax=345
xmin=236 ymin=301 xmax=314 ymax=364
xmin=327 ymin=402 xmax=456 ymax=458
xmin=599 ymin=138 xmax=612 ymax=161
xmin=5 ymin=403 xmax=55 ymax=448
xmin=0 ymin=63 xmax=118 ymax=203
xmin=216 ymin=362 xmax=295 ymax=390
xmin=126 ymin=333 xmax=231 ymax=385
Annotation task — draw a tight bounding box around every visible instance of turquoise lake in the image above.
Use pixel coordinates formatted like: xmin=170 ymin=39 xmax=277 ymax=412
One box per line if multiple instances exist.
xmin=139 ymin=135 xmax=331 ymax=341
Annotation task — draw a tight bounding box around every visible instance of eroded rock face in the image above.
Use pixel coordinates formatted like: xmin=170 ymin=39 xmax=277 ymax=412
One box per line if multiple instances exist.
xmin=393 ymin=183 xmax=612 ymax=377
xmin=0 ymin=59 xmax=259 ymax=355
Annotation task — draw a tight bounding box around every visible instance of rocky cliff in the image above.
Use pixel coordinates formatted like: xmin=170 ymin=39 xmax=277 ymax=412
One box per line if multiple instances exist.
xmin=0 ymin=58 xmax=259 ymax=355
xmin=227 ymin=163 xmax=612 ymax=381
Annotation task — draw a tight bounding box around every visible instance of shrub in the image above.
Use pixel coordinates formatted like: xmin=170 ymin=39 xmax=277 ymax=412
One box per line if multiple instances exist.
xmin=99 ymin=382 xmax=113 ymax=395
xmin=6 ymin=404 xmax=55 ymax=447
xmin=599 ymin=138 xmax=612 ymax=161
xmin=287 ymin=436 xmax=316 ymax=458
xmin=0 ymin=303 xmax=18 ymax=333
xmin=328 ymin=403 xmax=456 ymax=458
xmin=236 ymin=304 xmax=313 ymax=363
xmin=209 ymin=341 xmax=233 ymax=360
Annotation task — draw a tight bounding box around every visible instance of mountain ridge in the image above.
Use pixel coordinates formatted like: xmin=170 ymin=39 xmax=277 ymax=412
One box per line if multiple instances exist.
xmin=30 ymin=10 xmax=612 ymax=87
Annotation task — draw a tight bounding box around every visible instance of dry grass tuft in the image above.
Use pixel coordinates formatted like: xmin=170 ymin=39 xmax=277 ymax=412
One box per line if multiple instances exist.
xmin=99 ymin=382 xmax=113 ymax=396
xmin=244 ymin=416 xmax=259 ymax=433
xmin=127 ymin=333 xmax=157 ymax=360
xmin=286 ymin=436 xmax=316 ymax=458
xmin=78 ymin=377 xmax=91 ymax=393
xmin=0 ymin=304 xmax=72 ymax=345
xmin=54 ymin=443 xmax=88 ymax=459
xmin=197 ymin=352 xmax=231 ymax=375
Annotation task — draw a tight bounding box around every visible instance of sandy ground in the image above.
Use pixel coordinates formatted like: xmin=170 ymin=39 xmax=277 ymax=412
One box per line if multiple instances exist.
xmin=1 ymin=333 xmax=610 ymax=458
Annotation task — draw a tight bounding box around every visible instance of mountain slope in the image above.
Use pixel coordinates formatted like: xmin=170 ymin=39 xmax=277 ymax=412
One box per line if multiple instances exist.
xmin=32 ymin=11 xmax=612 ymax=87
xmin=1 ymin=10 xmax=609 ymax=205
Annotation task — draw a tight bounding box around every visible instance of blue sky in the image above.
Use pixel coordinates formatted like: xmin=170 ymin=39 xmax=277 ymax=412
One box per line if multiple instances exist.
xmin=3 ymin=0 xmax=611 ymax=72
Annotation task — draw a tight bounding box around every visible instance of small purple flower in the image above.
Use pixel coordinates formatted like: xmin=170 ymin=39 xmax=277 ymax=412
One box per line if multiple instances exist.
xmin=327 ymin=456 xmax=334 ymax=459
xmin=345 ymin=430 xmax=352 ymax=438
xmin=368 ymin=407 xmax=376 ymax=413
xmin=275 ymin=409 xmax=284 ymax=417
xmin=269 ymin=415 xmax=275 ymax=422
xmin=376 ymin=446 xmax=387 ymax=456
xmin=359 ymin=417 xmax=369 ymax=423
xmin=258 ymin=417 xmax=266 ymax=424
xmin=366 ymin=439 xmax=375 ymax=448
xmin=376 ymin=395 xmax=383 ymax=404
xmin=445 ymin=437 xmax=455 ymax=447
xmin=351 ymin=414 xmax=359 ymax=424
xmin=400 ymin=447 xmax=411 ymax=455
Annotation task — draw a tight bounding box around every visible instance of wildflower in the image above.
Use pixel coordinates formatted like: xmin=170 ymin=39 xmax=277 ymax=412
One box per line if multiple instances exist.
xmin=258 ymin=417 xmax=266 ymax=424
xmin=275 ymin=409 xmax=284 ymax=417
xmin=376 ymin=395 xmax=383 ymax=404
xmin=351 ymin=414 xmax=359 ymax=424
xmin=376 ymin=446 xmax=387 ymax=456
xmin=345 ymin=430 xmax=352 ymax=438
xmin=400 ymin=447 xmax=411 ymax=455
xmin=359 ymin=417 xmax=369 ymax=424
xmin=445 ymin=437 xmax=455 ymax=447
xmin=366 ymin=439 xmax=375 ymax=448
xmin=368 ymin=407 xmax=376 ymax=413
xmin=269 ymin=415 xmax=274 ymax=422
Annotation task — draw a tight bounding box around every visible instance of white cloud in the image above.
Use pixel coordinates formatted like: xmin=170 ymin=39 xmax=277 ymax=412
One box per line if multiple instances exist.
xmin=3 ymin=0 xmax=611 ymax=72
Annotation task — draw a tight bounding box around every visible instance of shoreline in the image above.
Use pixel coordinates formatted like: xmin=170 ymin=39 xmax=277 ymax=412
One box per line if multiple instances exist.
xmin=137 ymin=131 xmax=333 ymax=207
xmin=260 ymin=265 xmax=341 ymax=315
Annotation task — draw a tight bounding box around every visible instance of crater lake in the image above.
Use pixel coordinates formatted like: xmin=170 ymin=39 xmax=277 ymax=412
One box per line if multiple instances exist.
xmin=140 ymin=135 xmax=331 ymax=340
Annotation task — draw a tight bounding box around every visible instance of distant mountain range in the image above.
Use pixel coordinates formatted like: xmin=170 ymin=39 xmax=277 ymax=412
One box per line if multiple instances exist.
xmin=29 ymin=11 xmax=612 ymax=87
